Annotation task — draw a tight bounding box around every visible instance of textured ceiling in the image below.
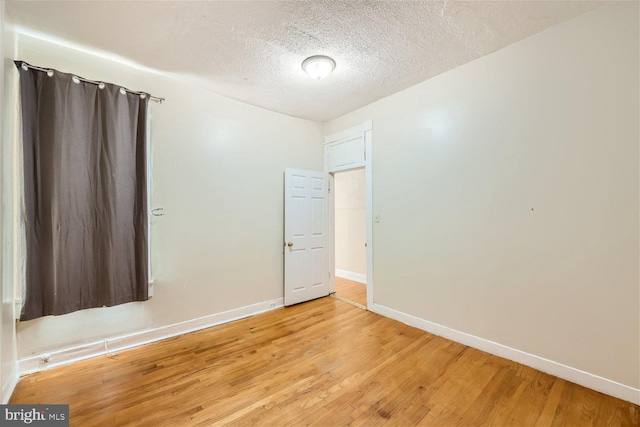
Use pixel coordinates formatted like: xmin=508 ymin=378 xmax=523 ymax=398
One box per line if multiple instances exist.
xmin=6 ymin=1 xmax=603 ymax=122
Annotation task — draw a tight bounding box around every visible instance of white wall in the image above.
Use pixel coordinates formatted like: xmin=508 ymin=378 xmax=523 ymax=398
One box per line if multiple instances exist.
xmin=334 ymin=168 xmax=366 ymax=276
xmin=0 ymin=4 xmax=18 ymax=402
xmin=13 ymin=33 xmax=324 ymax=359
xmin=325 ymin=2 xmax=639 ymax=391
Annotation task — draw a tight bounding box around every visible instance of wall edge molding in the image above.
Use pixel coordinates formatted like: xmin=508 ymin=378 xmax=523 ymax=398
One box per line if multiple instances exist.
xmin=372 ymin=303 xmax=640 ymax=405
xmin=18 ymin=298 xmax=284 ymax=376
xmin=335 ymin=269 xmax=367 ymax=285
xmin=1 ymin=365 xmax=19 ymax=404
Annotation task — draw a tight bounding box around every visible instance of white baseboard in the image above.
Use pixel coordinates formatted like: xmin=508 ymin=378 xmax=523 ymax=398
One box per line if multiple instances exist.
xmin=372 ymin=303 xmax=640 ymax=406
xmin=18 ymin=298 xmax=284 ymax=375
xmin=335 ymin=269 xmax=367 ymax=285
xmin=1 ymin=365 xmax=19 ymax=404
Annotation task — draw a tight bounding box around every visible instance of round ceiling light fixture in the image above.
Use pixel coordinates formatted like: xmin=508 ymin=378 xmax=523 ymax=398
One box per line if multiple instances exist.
xmin=302 ymin=55 xmax=336 ymax=80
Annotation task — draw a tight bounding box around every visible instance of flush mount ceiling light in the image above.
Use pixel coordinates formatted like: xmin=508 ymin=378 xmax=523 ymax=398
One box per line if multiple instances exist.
xmin=302 ymin=55 xmax=336 ymax=80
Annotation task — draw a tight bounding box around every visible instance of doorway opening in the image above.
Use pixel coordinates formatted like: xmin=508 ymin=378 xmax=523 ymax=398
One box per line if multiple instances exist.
xmin=324 ymin=120 xmax=372 ymax=310
xmin=332 ymin=168 xmax=367 ymax=308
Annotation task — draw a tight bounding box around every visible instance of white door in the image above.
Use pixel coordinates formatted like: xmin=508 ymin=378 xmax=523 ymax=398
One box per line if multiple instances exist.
xmin=284 ymin=168 xmax=330 ymax=306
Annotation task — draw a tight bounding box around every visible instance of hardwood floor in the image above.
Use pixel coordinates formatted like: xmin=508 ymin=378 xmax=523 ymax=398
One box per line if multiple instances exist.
xmin=11 ymin=297 xmax=638 ymax=426
xmin=335 ymin=277 xmax=367 ymax=307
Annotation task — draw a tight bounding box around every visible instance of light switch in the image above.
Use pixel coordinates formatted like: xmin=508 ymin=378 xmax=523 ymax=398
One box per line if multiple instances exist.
xmin=374 ymin=213 xmax=381 ymax=223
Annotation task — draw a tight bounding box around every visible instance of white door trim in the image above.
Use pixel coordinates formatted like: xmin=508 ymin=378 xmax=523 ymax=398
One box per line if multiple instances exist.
xmin=328 ymin=174 xmax=335 ymax=294
xmin=323 ymin=121 xmax=372 ymax=145
xmin=324 ymin=121 xmax=373 ymax=310
xmin=364 ymin=128 xmax=373 ymax=309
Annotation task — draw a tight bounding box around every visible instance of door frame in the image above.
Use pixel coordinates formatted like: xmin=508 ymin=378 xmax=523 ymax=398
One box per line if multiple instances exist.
xmin=324 ymin=121 xmax=373 ymax=310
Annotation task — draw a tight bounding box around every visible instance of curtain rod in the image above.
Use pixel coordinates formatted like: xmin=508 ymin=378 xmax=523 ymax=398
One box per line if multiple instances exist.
xmin=18 ymin=61 xmax=165 ymax=104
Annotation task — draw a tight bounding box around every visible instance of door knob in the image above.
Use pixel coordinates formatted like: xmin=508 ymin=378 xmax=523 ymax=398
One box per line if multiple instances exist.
xmin=287 ymin=242 xmax=293 ymax=247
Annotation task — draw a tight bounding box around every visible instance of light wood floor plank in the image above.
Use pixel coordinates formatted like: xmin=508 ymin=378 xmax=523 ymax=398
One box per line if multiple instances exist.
xmin=10 ymin=297 xmax=638 ymax=426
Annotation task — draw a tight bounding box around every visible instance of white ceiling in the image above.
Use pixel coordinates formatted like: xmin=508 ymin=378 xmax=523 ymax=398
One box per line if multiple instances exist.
xmin=6 ymin=1 xmax=603 ymax=122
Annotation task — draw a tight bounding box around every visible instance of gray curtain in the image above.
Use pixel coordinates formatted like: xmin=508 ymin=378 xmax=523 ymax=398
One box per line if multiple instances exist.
xmin=16 ymin=61 xmax=149 ymax=321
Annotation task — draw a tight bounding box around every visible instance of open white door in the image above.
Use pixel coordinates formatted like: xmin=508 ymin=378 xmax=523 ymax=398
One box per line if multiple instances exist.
xmin=284 ymin=168 xmax=330 ymax=306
